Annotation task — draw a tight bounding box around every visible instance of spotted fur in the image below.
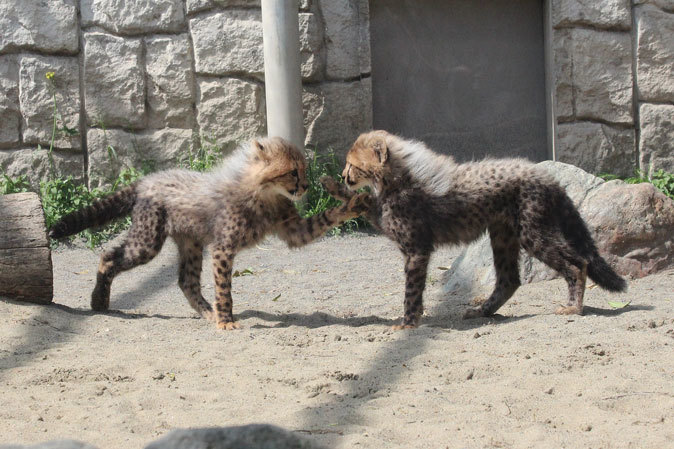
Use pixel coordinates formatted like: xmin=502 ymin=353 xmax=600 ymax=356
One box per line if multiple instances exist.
xmin=50 ymin=137 xmax=369 ymax=330
xmin=342 ymin=130 xmax=627 ymax=329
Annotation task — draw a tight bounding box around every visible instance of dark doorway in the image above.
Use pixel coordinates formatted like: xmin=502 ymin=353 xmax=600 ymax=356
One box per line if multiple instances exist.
xmin=369 ymin=0 xmax=548 ymax=161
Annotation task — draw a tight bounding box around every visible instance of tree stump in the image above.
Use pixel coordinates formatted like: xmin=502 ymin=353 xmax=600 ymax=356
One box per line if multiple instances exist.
xmin=0 ymin=192 xmax=53 ymax=304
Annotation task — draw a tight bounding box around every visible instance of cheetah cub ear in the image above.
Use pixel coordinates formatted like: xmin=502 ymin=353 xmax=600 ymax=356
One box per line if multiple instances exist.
xmin=372 ymin=137 xmax=388 ymax=164
xmin=252 ymin=139 xmax=270 ymax=161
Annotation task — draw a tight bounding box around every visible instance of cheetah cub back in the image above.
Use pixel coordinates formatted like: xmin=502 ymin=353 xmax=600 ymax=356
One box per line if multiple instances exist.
xmin=50 ymin=137 xmax=370 ymax=330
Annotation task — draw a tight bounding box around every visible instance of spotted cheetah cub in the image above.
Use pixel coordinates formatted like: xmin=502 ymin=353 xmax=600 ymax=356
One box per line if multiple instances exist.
xmin=341 ymin=130 xmax=626 ymax=329
xmin=50 ymin=137 xmax=369 ymax=330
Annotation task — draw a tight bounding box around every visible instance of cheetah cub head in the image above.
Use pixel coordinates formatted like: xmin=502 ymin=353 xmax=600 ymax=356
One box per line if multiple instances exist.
xmin=342 ymin=130 xmax=391 ymax=191
xmin=251 ymin=137 xmax=309 ymax=201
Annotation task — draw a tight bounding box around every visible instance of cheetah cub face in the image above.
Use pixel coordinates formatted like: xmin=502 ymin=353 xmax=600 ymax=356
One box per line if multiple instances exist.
xmin=342 ymin=130 xmax=388 ymax=191
xmin=252 ymin=137 xmax=309 ymax=201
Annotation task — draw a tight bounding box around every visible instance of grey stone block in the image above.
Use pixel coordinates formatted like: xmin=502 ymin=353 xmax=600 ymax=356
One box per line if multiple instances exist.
xmin=0 ymin=0 xmax=78 ymax=54
xmin=553 ymin=28 xmax=574 ymax=120
xmin=83 ymin=32 xmax=145 ymax=129
xmin=552 ymin=0 xmax=631 ymax=30
xmin=0 ymin=148 xmax=83 ymax=188
xmin=81 ymin=0 xmax=185 ymax=34
xmin=569 ymin=28 xmax=633 ymax=124
xmin=19 ymin=55 xmax=81 ymax=150
xmin=186 ymin=0 xmax=262 ymax=15
xmin=190 ymin=11 xmax=264 ymax=78
xmin=633 ymin=0 xmax=674 ymax=12
xmin=87 ymin=128 xmax=193 ymax=188
xmin=299 ymin=13 xmax=325 ymax=81
xmin=196 ymin=77 xmax=266 ymax=151
xmin=639 ymin=103 xmax=674 ymax=175
xmin=319 ymin=0 xmax=364 ymax=79
xmin=635 ymin=5 xmax=674 ymax=103
xmin=556 ymin=122 xmax=636 ymax=177
xmin=0 ymin=55 xmax=20 ymax=149
xmin=303 ymin=78 xmax=372 ymax=153
xmin=146 ymin=35 xmax=196 ymax=129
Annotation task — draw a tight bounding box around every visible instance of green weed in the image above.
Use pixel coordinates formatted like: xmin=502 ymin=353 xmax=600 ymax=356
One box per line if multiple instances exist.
xmin=600 ymin=169 xmax=674 ymax=200
xmin=300 ymin=148 xmax=367 ymax=234
xmin=0 ymin=172 xmax=31 ymax=194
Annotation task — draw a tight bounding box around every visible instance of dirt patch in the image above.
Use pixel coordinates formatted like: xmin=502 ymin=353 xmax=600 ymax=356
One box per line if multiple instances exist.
xmin=1 ymin=234 xmax=673 ymax=448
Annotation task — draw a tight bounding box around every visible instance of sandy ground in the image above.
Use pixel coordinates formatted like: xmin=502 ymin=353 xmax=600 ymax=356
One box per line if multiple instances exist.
xmin=1 ymin=233 xmax=673 ymax=448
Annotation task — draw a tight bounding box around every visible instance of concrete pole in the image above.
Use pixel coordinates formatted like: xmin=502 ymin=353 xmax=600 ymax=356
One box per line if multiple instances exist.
xmin=261 ymin=0 xmax=305 ymax=150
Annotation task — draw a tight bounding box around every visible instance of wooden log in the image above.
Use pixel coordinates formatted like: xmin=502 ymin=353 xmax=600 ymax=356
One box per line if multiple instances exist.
xmin=0 ymin=192 xmax=53 ymax=304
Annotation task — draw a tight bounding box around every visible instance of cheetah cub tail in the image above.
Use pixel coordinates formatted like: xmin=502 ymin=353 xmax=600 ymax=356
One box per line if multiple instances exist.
xmin=49 ymin=184 xmax=138 ymax=239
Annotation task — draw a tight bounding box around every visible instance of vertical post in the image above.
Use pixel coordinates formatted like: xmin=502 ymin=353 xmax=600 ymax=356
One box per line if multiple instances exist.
xmin=261 ymin=0 xmax=305 ymax=150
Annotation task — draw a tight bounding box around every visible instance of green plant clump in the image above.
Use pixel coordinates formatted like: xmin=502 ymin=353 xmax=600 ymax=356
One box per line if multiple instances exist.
xmin=0 ymin=173 xmax=31 ymax=194
xmin=600 ymin=169 xmax=674 ymax=200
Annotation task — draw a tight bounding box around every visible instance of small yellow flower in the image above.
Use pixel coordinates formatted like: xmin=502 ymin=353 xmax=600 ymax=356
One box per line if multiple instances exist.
xmin=45 ymin=71 xmax=55 ymax=81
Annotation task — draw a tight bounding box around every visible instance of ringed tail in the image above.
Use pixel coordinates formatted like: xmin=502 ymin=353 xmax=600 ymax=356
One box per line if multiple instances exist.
xmin=49 ymin=184 xmax=138 ymax=239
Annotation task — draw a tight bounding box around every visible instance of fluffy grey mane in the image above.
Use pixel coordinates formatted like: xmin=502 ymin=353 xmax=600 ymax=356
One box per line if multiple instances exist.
xmin=387 ymin=135 xmax=457 ymax=196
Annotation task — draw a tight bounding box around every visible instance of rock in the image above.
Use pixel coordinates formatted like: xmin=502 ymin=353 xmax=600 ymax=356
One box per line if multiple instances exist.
xmin=552 ymin=0 xmax=631 ymax=30
xmin=19 ymin=55 xmax=81 ymax=150
xmin=639 ymin=103 xmax=674 ymax=177
xmin=443 ymin=161 xmax=674 ymax=296
xmin=196 ymin=77 xmax=266 ymax=151
xmin=635 ymin=5 xmax=674 ymax=103
xmin=81 ymin=0 xmax=185 ymax=34
xmin=190 ymin=11 xmax=264 ymax=78
xmin=319 ymin=0 xmax=364 ymax=79
xmin=0 ymin=55 xmax=20 ymax=149
xmin=0 ymin=441 xmax=98 ymax=449
xmin=83 ymin=32 xmax=145 ymax=129
xmin=567 ymin=28 xmax=633 ymax=124
xmin=303 ymin=78 xmax=372 ymax=153
xmin=0 ymin=148 xmax=83 ymax=188
xmin=86 ymin=128 xmax=193 ymax=188
xmin=144 ymin=425 xmax=325 ymax=449
xmin=146 ymin=35 xmax=196 ymax=129
xmin=0 ymin=0 xmax=78 ymax=54
xmin=556 ymin=122 xmax=636 ymax=177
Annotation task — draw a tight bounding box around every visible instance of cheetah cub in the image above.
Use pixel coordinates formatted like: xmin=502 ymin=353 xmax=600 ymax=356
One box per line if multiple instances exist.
xmin=341 ymin=130 xmax=626 ymax=329
xmin=50 ymin=137 xmax=369 ymax=330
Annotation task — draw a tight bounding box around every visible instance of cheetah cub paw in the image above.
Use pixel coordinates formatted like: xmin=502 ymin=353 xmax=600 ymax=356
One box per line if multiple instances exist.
xmin=216 ymin=321 xmax=242 ymax=330
xmin=320 ymin=176 xmax=353 ymax=202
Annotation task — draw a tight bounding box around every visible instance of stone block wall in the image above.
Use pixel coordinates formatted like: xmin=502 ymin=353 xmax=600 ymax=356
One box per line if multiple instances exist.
xmin=553 ymin=0 xmax=674 ymax=177
xmin=1 ymin=0 xmax=671 ymax=188
xmin=0 ymin=0 xmax=372 ymax=188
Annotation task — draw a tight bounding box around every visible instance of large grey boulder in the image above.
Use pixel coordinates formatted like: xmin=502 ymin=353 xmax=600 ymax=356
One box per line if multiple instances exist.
xmin=145 ymin=425 xmax=325 ymax=449
xmin=444 ymin=161 xmax=674 ymax=296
